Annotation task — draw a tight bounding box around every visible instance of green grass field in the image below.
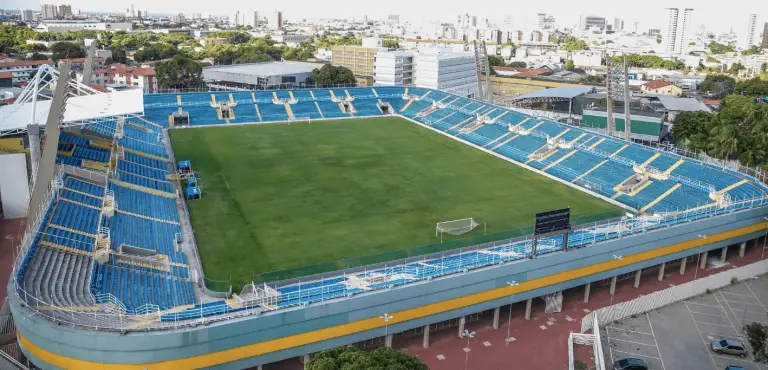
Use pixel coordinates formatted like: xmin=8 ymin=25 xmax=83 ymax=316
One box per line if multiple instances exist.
xmin=170 ymin=117 xmax=622 ymax=287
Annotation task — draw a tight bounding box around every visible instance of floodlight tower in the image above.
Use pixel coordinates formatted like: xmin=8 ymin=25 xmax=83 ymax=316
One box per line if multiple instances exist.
xmin=473 ymin=40 xmax=491 ymax=103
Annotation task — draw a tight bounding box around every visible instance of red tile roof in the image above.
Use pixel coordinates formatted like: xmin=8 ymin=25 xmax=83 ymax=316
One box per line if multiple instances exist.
xmin=643 ymin=80 xmax=673 ymax=89
xmin=132 ymin=68 xmax=155 ymax=76
xmin=699 ymin=99 xmax=721 ymax=106
xmin=88 ymin=84 xmax=108 ymax=92
xmin=59 ymin=57 xmax=105 ymax=63
xmin=0 ymin=60 xmax=54 ymax=68
xmin=94 ymin=64 xmax=154 ymax=77
xmin=0 ymin=72 xmax=13 ymax=79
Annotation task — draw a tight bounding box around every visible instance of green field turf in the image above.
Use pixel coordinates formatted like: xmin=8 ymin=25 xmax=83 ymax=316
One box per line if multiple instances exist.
xmin=169 ymin=117 xmax=623 ymax=287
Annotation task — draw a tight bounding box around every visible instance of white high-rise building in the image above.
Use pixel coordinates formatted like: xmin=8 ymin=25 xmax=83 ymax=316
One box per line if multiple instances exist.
xmin=679 ymin=8 xmax=693 ymax=53
xmin=374 ymin=50 xmax=414 ymax=86
xmin=665 ymin=8 xmax=679 ymax=53
xmin=744 ymin=13 xmax=758 ymax=48
xmin=413 ymin=48 xmax=477 ymax=98
xmin=665 ymin=8 xmax=694 ymax=54
xmin=20 ymin=9 xmax=34 ymax=22
xmin=41 ymin=4 xmax=57 ymax=19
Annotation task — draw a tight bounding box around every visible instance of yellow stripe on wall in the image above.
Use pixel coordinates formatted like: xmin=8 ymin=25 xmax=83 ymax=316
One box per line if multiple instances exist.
xmin=18 ymin=221 xmax=768 ymax=369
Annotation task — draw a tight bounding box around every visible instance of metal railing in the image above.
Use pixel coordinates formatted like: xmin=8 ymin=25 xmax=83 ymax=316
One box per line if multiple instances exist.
xmin=11 ymin=87 xmax=768 ymax=332
xmin=581 ymin=259 xmax=768 ymax=333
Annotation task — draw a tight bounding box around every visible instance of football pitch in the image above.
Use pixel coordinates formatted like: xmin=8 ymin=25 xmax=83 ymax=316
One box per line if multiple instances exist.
xmin=169 ymin=117 xmax=623 ymax=287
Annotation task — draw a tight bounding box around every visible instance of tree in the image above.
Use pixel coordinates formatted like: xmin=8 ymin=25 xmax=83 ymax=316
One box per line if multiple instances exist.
xmin=30 ymin=52 xmax=48 ymax=60
xmin=744 ymin=321 xmax=768 ymax=363
xmin=706 ymin=56 xmax=720 ymax=64
xmin=506 ymin=61 xmax=527 ymax=68
xmin=51 ymin=42 xmax=85 ymax=60
xmin=306 ymin=64 xmax=355 ymax=86
xmin=656 ymin=35 xmax=662 ymax=44
xmin=762 ymin=62 xmax=767 ymax=73
xmin=670 ymin=111 xmax=713 ymax=146
xmin=611 ymin=54 xmax=685 ymax=70
xmin=735 ymin=78 xmax=768 ymax=97
xmin=728 ymin=62 xmax=745 ymax=76
xmin=107 ymin=48 xmax=127 ymax=64
xmin=699 ymin=75 xmax=736 ymax=98
xmin=382 ymin=39 xmax=399 ymax=48
xmin=708 ymin=41 xmax=736 ymax=54
xmin=155 ymin=55 xmax=204 ymax=89
xmin=742 ymin=45 xmax=763 ymax=56
xmin=134 ymin=43 xmax=179 ymax=62
xmin=565 ymin=59 xmax=575 ymax=71
xmin=306 ymin=346 xmax=427 ymax=370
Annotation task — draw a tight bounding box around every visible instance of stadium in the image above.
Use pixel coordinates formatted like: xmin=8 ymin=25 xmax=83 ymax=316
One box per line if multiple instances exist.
xmin=4 ymin=62 xmax=768 ymax=370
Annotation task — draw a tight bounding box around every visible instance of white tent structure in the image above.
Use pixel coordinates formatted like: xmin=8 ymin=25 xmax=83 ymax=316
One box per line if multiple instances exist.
xmin=0 ymin=64 xmax=144 ymax=138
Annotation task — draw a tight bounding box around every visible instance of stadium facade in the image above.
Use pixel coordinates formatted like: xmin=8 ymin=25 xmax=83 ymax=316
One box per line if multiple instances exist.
xmin=7 ymin=82 xmax=768 ymax=369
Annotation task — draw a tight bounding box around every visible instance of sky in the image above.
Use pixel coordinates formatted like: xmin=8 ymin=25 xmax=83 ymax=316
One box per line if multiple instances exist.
xmin=4 ymin=0 xmax=768 ymax=35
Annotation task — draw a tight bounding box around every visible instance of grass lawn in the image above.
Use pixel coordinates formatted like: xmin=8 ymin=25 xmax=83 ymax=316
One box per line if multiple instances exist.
xmin=169 ymin=117 xmax=623 ymax=287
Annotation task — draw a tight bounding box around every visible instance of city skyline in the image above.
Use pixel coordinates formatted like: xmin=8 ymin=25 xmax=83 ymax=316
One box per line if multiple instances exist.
xmin=4 ymin=0 xmax=768 ymax=34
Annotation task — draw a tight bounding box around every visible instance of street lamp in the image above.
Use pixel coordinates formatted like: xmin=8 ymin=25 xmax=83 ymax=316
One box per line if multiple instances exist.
xmin=610 ymin=255 xmax=622 ymax=306
xmin=695 ymin=234 xmax=707 ymax=280
xmin=505 ymin=281 xmax=519 ymax=344
xmin=380 ymin=313 xmax=393 ymax=347
xmin=462 ymin=329 xmax=475 ymax=370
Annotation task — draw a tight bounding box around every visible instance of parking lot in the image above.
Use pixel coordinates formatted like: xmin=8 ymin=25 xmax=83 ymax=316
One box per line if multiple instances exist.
xmin=604 ymin=273 xmax=768 ymax=370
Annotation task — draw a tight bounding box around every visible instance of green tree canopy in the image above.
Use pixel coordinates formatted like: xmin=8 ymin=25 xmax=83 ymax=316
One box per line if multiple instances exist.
xmin=735 ymin=78 xmax=768 ymax=97
xmin=382 ymin=39 xmax=399 ymax=48
xmin=565 ymin=59 xmax=575 ymax=71
xmin=30 ymin=52 xmax=48 ymax=60
xmin=307 ymin=347 xmax=427 ymax=370
xmin=699 ymin=75 xmax=736 ymax=98
xmin=745 ymin=322 xmax=768 ymax=364
xmin=688 ymin=95 xmax=768 ymax=166
xmin=51 ymin=42 xmax=85 ymax=60
xmin=728 ymin=62 xmax=745 ymax=76
xmin=107 ymin=48 xmax=127 ymax=64
xmin=134 ymin=43 xmax=179 ymax=62
xmin=742 ymin=45 xmax=763 ymax=56
xmin=708 ymin=41 xmax=736 ymax=54
xmin=506 ymin=61 xmax=527 ymax=68
xmin=670 ymin=111 xmax=713 ymax=147
xmin=611 ymin=54 xmax=685 ymax=70
xmin=307 ymin=64 xmax=355 ymax=86
xmin=155 ymin=55 xmax=204 ymax=89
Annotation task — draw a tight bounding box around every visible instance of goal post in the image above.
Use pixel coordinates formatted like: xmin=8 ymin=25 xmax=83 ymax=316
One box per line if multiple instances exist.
xmin=436 ymin=218 xmax=479 ymax=237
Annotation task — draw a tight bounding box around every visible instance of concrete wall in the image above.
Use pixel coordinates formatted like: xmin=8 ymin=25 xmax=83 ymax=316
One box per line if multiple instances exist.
xmin=11 ymin=207 xmax=768 ymax=369
xmin=0 ymin=153 xmax=29 ymax=219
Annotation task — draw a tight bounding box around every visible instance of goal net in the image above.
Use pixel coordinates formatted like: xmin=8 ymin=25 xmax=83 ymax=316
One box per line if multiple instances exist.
xmin=436 ymin=218 xmax=479 ymax=236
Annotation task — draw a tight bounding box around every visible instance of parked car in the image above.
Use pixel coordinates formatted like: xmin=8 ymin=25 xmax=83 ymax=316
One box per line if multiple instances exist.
xmin=724 ymin=366 xmax=746 ymax=370
xmin=612 ymin=358 xmax=648 ymax=370
xmin=711 ymin=339 xmax=748 ymax=357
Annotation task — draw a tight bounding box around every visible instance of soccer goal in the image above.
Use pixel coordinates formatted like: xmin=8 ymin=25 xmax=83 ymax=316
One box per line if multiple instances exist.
xmin=289 ymin=115 xmax=312 ymax=124
xmin=436 ymin=218 xmax=479 ymax=238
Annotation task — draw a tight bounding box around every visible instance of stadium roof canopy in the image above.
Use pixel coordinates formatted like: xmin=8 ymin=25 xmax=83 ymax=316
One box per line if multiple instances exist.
xmin=0 ymin=89 xmax=144 ymax=137
xmin=512 ymin=86 xmax=595 ymax=102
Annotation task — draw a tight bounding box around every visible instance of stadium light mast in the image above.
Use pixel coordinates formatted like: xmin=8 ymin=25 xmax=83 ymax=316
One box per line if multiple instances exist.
xmin=623 ymin=53 xmax=632 ymax=141
xmin=605 ymin=51 xmax=614 ymax=137
xmin=473 ymin=40 xmax=491 ymax=103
